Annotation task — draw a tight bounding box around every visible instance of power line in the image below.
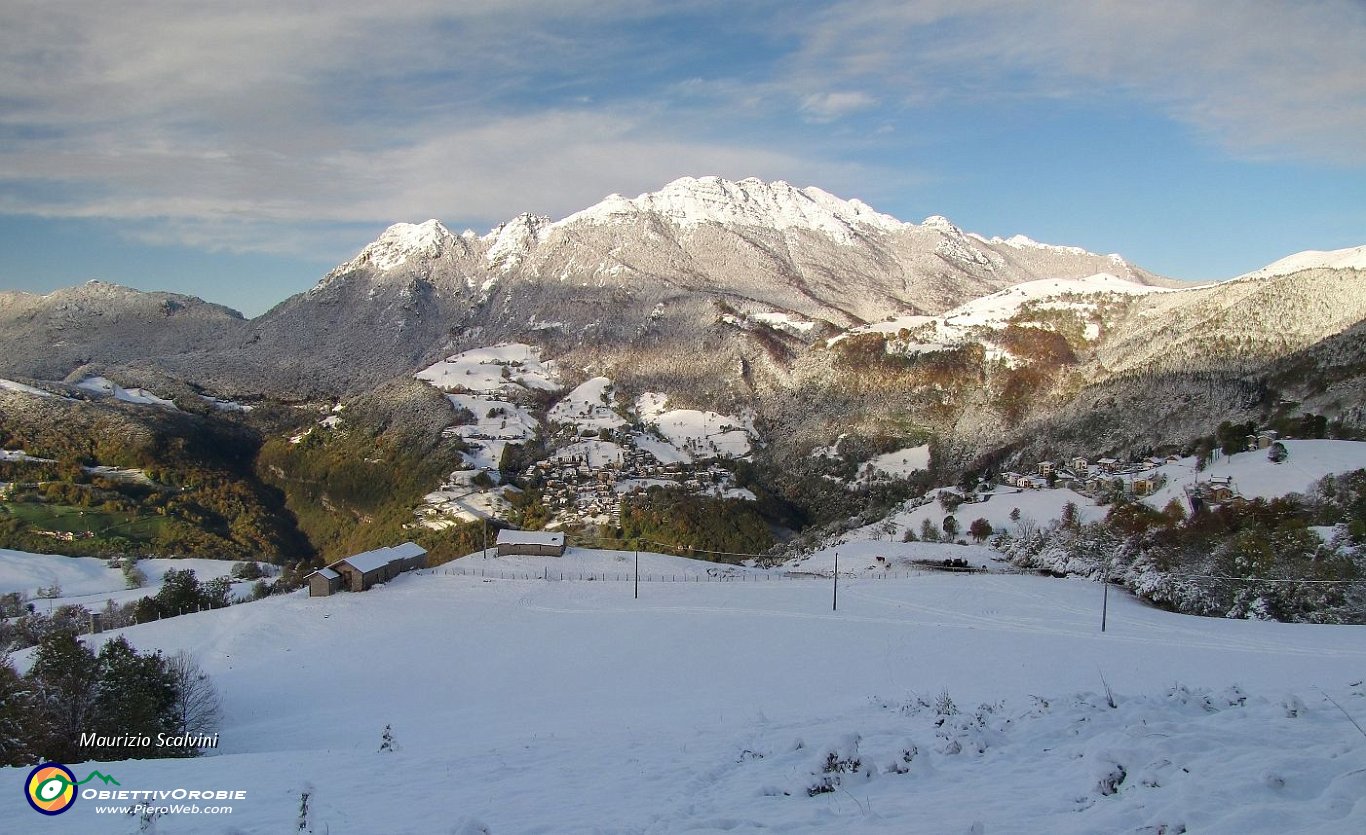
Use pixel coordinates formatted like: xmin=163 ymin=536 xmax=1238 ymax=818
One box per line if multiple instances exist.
xmin=1178 ymin=574 xmax=1363 ymax=585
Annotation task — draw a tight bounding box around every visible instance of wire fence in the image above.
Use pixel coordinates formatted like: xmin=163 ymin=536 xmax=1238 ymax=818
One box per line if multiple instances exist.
xmin=422 ymin=565 xmax=950 ymax=583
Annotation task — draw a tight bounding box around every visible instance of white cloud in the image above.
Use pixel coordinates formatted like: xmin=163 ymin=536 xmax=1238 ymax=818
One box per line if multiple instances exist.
xmin=3 ymin=1 xmax=1361 ymax=264
xmin=800 ymin=91 xmax=879 ymax=122
xmin=792 ymin=0 xmax=1366 ymax=163
xmin=0 ymin=108 xmax=881 ymax=258
xmin=0 ymin=1 xmax=890 ymax=257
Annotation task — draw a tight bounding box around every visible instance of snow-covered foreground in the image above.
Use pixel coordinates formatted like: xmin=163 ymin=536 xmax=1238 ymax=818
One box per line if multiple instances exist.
xmin=3 ymin=549 xmax=1364 ymax=833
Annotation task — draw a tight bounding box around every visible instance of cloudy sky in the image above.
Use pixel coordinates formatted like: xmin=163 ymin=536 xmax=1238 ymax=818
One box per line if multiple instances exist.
xmin=2 ymin=1 xmax=1364 ymax=316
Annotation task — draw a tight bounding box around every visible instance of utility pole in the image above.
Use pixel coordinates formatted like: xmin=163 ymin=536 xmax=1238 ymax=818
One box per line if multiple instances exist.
xmin=1101 ymin=560 xmax=1109 ymax=633
xmin=832 ymin=551 xmax=839 ymax=612
xmin=634 ymin=549 xmax=639 ymax=600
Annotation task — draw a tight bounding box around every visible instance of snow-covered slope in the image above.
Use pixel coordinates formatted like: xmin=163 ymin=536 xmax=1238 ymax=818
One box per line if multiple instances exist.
xmin=1238 ymin=244 xmax=1366 ymax=280
xmin=415 ymin=343 xmax=557 ymax=394
xmin=411 ymin=344 xmax=558 ymax=521
xmin=0 ymin=549 xmax=250 ymax=608
xmin=2 ymin=550 xmax=1361 ymax=832
xmin=0 ymin=379 xmax=60 ymax=399
xmin=837 ymin=272 xmax=1169 ymax=351
xmin=73 ymin=376 xmax=178 ymax=409
xmin=547 ymin=377 xmax=628 ymax=431
xmin=833 ymin=440 xmax=1366 ymax=548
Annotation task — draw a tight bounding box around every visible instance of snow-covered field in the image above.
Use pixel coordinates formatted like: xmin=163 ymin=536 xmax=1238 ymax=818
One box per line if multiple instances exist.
xmin=73 ymin=376 xmax=178 ymax=409
xmin=3 ymin=546 xmax=1363 ymax=833
xmin=414 ymin=344 xmax=558 ymax=394
xmin=0 ymin=550 xmax=257 ymax=613
xmin=547 ymin=376 xmax=628 ymax=431
xmin=858 ymin=444 xmax=930 ymax=482
xmin=1145 ymin=439 xmax=1366 ymax=508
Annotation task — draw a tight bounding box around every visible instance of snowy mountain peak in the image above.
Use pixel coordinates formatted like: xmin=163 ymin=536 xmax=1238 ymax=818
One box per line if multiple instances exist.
xmin=1237 ymin=244 xmax=1366 ymax=281
xmin=555 ymin=175 xmax=905 ymax=243
xmin=920 ymin=215 xmax=960 ymax=233
xmin=981 ymin=233 xmax=1090 ymax=257
xmin=343 ymin=219 xmax=457 ymax=273
xmin=485 ymin=212 xmax=550 ymax=270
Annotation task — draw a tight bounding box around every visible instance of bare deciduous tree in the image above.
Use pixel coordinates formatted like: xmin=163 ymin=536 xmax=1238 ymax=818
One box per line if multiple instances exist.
xmin=168 ymin=650 xmax=221 ymax=748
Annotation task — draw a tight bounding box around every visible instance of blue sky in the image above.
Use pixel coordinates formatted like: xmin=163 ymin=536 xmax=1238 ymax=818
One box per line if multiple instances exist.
xmin=1 ymin=1 xmax=1364 ymax=317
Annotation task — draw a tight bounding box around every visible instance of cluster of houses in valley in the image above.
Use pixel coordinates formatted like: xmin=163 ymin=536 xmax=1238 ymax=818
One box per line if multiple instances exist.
xmin=1243 ymin=429 xmax=1284 ymax=452
xmin=1184 ymin=476 xmax=1244 ymax=514
xmin=520 ymin=448 xmax=739 ymax=528
xmin=994 ymin=456 xmax=1176 ymax=500
xmin=306 ymin=541 xmax=428 ymax=597
xmin=982 ymin=452 xmax=1254 ymax=515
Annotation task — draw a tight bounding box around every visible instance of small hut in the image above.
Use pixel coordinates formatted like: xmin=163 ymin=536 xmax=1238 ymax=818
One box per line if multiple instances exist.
xmin=496 ymin=530 xmax=567 ymax=557
xmin=307 ymin=567 xmax=342 ymax=597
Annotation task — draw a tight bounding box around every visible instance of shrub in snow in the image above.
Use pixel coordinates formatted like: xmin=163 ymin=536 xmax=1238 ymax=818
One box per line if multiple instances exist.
xmin=806 ymin=734 xmax=868 ymax=796
xmin=885 ymin=741 xmax=918 ymax=775
xmin=297 ymin=784 xmax=313 ymax=832
xmin=1094 ymin=758 xmax=1127 ymax=796
xmin=935 ymin=701 xmax=1008 ymax=756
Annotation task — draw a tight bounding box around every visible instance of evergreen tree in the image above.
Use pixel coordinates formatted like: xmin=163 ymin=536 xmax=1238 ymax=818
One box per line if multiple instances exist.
xmin=89 ymin=637 xmax=177 ymax=759
xmin=1060 ymin=502 xmax=1080 ymax=530
xmin=27 ymin=630 xmax=99 ymax=762
xmin=154 ymin=569 xmax=203 ymax=616
xmin=0 ymin=653 xmax=35 ymax=766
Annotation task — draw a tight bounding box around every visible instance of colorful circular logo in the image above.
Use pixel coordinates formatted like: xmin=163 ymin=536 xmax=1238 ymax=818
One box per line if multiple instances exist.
xmin=25 ymin=762 xmax=78 ymax=816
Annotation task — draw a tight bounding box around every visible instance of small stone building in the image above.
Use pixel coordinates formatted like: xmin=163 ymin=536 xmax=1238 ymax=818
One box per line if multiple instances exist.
xmin=312 ymin=542 xmax=429 ymax=595
xmin=332 ymin=550 xmax=397 ymax=592
xmin=306 ymin=567 xmax=342 ymax=597
xmin=496 ymin=530 xmax=567 ymax=557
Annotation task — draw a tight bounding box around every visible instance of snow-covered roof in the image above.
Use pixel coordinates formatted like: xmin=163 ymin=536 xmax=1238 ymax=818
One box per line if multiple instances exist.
xmin=334 ymin=548 xmax=398 ymax=574
xmin=387 ymin=541 xmax=427 ymax=561
xmin=309 ymin=568 xmax=340 ymax=581
xmin=496 ymin=530 xmax=565 ymax=547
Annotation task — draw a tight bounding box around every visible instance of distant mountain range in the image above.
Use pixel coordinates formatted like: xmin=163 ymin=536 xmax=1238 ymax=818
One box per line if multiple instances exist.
xmin=0 ymin=176 xmax=1175 ymax=394
xmin=1 ymin=176 xmax=1363 ymax=553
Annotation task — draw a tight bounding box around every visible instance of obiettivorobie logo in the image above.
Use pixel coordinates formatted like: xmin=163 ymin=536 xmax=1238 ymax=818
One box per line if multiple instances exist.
xmin=24 ymin=763 xmax=120 ymax=816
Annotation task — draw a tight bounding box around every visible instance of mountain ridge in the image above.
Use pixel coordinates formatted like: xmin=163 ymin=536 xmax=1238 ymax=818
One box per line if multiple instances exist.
xmin=0 ymin=182 xmax=1363 ymax=570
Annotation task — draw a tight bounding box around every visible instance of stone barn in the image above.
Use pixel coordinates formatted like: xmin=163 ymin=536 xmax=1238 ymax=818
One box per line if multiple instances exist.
xmin=306 ymin=567 xmax=342 ymax=597
xmin=387 ymin=541 xmax=429 ymax=571
xmin=309 ymin=543 xmax=429 ymax=596
xmin=496 ymin=530 xmax=567 ymax=557
xmin=332 ymin=548 xmax=405 ymax=592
